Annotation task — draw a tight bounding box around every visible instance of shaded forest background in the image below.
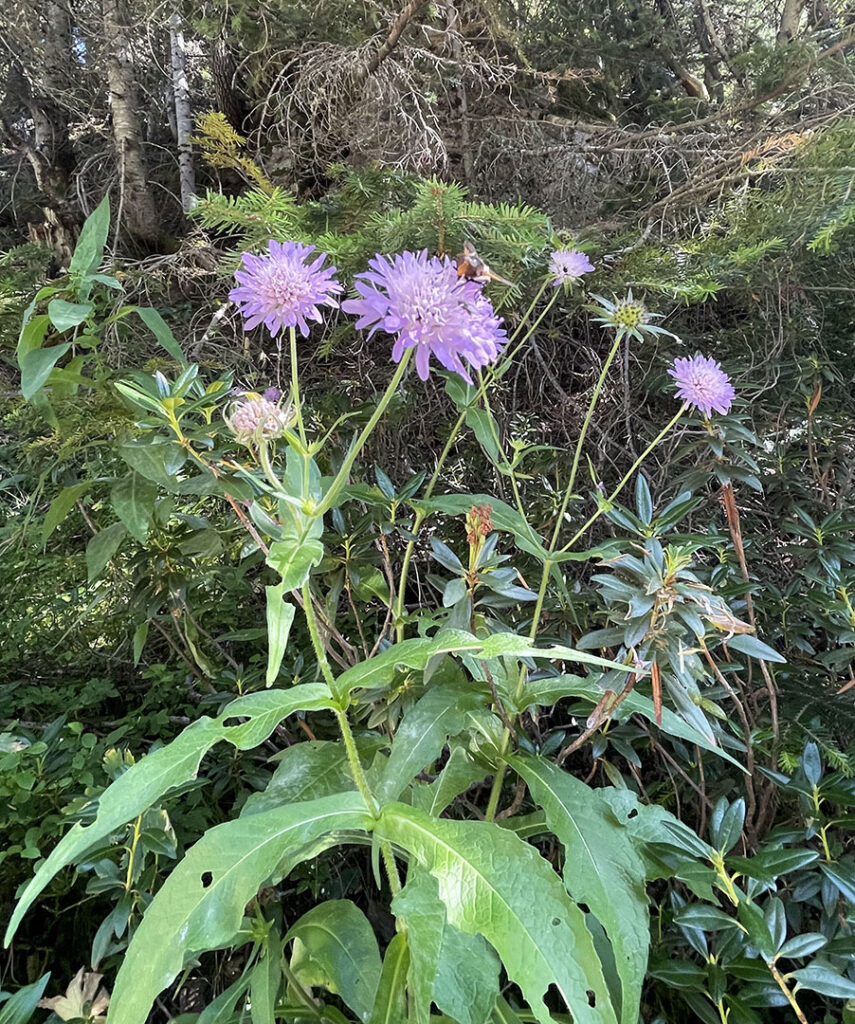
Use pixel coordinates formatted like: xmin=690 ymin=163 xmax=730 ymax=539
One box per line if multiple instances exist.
xmin=2 ymin=0 xmax=855 ymax=1019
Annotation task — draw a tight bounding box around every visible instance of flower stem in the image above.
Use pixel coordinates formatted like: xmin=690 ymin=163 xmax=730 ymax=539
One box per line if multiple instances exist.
xmin=548 ymin=330 xmax=625 ymax=556
xmin=257 ymin=439 xmax=284 ymax=494
xmin=315 ymin=349 xmax=413 ymax=517
xmin=289 ymin=327 xmax=307 ymax=448
xmin=556 ymin=404 xmax=686 ymax=555
xmin=300 ymin=580 xmax=401 ymax=894
xmin=393 ymin=285 xmax=558 ymax=642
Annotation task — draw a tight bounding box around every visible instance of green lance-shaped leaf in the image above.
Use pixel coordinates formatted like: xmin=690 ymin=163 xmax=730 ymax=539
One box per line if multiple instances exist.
xmin=111 ymin=473 xmax=158 ymax=544
xmin=250 ymin=939 xmax=281 ymax=1024
xmin=366 ymin=933 xmax=409 ymax=1024
xmin=511 ymin=755 xmax=649 ymax=1024
xmin=265 ymin=580 xmax=296 ymax=687
xmin=412 ymin=745 xmax=487 ymax=817
xmin=107 ymin=792 xmax=372 ymax=1024
xmin=334 ymin=630 xmax=482 ymax=696
xmin=376 ymin=803 xmax=617 ymax=1024
xmin=134 ymin=306 xmax=187 ymax=364
xmin=86 ymin=521 xmax=127 ymax=581
xmin=47 ymin=298 xmax=93 ymax=332
xmin=420 ymin=493 xmax=615 ymax=565
xmin=285 ymin=900 xmax=381 ymax=1022
xmin=335 ymin=629 xmax=627 ymax=699
xmin=41 ymin=481 xmax=93 ymax=544
xmin=242 ymin=741 xmax=356 ymax=817
xmin=376 ymin=683 xmax=487 ymax=804
xmin=393 ymin=868 xmax=500 ymax=1024
xmin=0 ymin=973 xmax=51 ymax=1024
xmin=69 ymin=194 xmax=110 ymax=276
xmin=5 ymin=685 xmax=334 ymax=945
xmin=20 ymin=342 xmax=72 ymax=400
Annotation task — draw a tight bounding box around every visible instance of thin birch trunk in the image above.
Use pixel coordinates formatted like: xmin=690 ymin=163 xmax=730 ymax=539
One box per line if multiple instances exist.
xmin=102 ymin=0 xmax=160 ymax=243
xmin=169 ymin=13 xmax=196 ymax=212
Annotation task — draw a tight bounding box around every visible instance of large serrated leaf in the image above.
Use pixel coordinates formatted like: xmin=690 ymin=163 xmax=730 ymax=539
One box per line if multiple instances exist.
xmin=286 ymin=900 xmax=381 ymax=1022
xmin=5 ymin=685 xmax=334 ymax=945
xmin=376 ymin=683 xmax=487 ymax=803
xmin=376 ymin=804 xmax=617 ymax=1024
xmin=107 ymin=792 xmax=372 ymax=1024
xmin=512 ymin=756 xmax=648 ymax=1024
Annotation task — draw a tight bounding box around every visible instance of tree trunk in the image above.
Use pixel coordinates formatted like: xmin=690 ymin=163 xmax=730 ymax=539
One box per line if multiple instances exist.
xmin=169 ymin=13 xmax=196 ymax=212
xmin=101 ymin=0 xmax=161 ymax=243
xmin=777 ymin=0 xmax=805 ymax=44
xmin=442 ymin=0 xmax=473 ymax=185
xmin=0 ymin=2 xmax=79 ymax=260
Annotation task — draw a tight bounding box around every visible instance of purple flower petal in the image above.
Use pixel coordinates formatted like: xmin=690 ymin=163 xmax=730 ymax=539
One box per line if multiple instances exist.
xmin=229 ymin=240 xmax=343 ymax=339
xmin=669 ymin=354 xmax=735 ymax=416
xmin=342 ymin=250 xmax=507 ymax=382
xmin=549 ymin=248 xmax=595 ymax=287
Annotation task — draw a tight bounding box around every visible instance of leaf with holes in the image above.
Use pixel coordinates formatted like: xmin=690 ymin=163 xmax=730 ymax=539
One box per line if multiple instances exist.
xmin=107 ymin=792 xmax=372 ymax=1024
xmin=511 ymin=756 xmax=648 ymax=1024
xmin=393 ymin=868 xmax=500 ymax=1024
xmin=376 ymin=803 xmax=616 ymax=1024
xmin=5 ymin=685 xmax=334 ymax=945
xmin=265 ymin=580 xmax=296 ymax=686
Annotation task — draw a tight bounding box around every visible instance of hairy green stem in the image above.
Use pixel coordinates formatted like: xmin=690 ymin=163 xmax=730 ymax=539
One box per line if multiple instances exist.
xmin=316 ymin=349 xmax=413 ymax=517
xmin=300 ymin=581 xmax=401 ymax=894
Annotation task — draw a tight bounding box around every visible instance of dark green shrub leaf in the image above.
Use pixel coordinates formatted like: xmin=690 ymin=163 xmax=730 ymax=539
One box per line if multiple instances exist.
xmin=791 ymin=964 xmax=855 ymax=999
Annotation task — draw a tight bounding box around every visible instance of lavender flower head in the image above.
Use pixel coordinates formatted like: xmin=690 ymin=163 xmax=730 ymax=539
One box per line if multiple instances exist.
xmin=669 ymin=354 xmax=735 ymax=417
xmin=227 ymin=393 xmax=295 ymax=443
xmin=229 ymin=240 xmax=343 ymax=338
xmin=342 ymin=250 xmax=506 ymax=382
xmin=549 ymin=249 xmax=594 ymax=287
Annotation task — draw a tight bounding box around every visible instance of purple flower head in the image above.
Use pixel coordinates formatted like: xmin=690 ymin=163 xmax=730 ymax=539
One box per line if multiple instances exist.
xmin=342 ymin=250 xmax=506 ymax=382
xmin=669 ymin=354 xmax=735 ymax=417
xmin=549 ymin=248 xmax=594 ymax=287
xmin=229 ymin=240 xmax=343 ymax=339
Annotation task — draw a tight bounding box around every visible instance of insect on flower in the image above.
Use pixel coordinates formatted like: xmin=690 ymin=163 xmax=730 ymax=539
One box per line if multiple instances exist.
xmin=456 ymin=241 xmax=515 ymax=288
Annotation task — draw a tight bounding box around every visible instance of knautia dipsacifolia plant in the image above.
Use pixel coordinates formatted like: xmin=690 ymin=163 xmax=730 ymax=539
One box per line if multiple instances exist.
xmin=11 ymin=202 xmax=853 ymax=1024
